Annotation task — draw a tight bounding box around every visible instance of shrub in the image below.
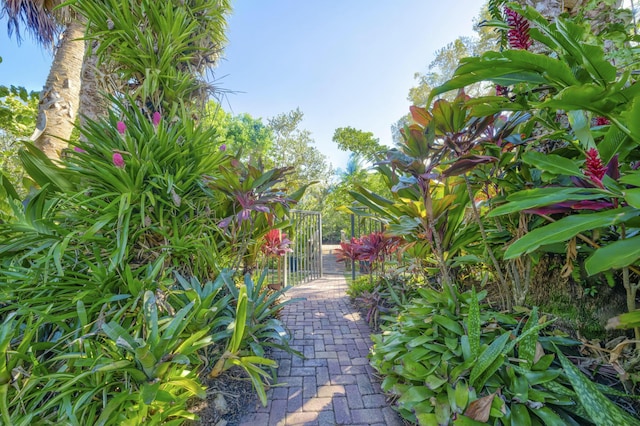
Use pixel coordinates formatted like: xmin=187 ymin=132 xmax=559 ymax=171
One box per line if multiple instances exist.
xmin=0 ymin=102 xmax=301 ymax=424
xmin=347 ymin=275 xmax=377 ymax=299
xmin=370 ymin=286 xmax=639 ymax=425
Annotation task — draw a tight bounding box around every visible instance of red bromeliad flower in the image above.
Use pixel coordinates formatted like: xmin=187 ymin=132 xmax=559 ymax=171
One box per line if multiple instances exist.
xmin=505 ymin=7 xmax=532 ymax=50
xmin=262 ymin=229 xmax=292 ymax=257
xmin=594 ymin=116 xmax=610 ymax=126
xmin=584 ymin=148 xmax=607 ymax=188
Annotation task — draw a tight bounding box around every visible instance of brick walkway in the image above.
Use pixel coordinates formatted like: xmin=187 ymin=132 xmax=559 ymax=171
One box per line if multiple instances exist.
xmin=237 ymin=275 xmax=404 ymax=426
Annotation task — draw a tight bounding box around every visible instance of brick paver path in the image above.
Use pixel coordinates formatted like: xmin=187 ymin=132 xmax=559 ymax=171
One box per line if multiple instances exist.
xmin=237 ymin=275 xmax=404 ymax=426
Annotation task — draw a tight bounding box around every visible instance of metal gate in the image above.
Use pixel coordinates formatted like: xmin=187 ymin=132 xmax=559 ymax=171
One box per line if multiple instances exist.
xmin=283 ymin=210 xmax=322 ymax=286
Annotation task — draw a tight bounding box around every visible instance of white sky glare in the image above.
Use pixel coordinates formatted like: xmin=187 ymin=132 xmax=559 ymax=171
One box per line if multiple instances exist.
xmin=0 ymin=0 xmax=486 ymax=170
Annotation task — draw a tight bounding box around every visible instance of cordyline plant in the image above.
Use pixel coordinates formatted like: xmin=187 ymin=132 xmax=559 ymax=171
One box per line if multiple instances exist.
xmin=205 ymin=156 xmax=307 ymax=274
xmin=335 ymin=231 xmax=402 ymax=276
xmin=346 ymin=90 xmax=532 ymax=309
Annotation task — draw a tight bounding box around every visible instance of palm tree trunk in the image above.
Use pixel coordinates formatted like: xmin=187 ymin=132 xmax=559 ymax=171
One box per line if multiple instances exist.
xmin=79 ymin=41 xmax=108 ymax=129
xmin=32 ymin=20 xmax=85 ymax=160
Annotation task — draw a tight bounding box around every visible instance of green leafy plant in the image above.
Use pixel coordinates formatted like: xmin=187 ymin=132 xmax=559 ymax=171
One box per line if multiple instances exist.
xmin=370 ymin=286 xmax=638 ymax=425
xmin=0 ymin=101 xmax=304 ymax=423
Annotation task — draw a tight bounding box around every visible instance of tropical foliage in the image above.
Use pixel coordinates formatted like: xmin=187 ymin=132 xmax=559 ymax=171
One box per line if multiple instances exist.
xmin=0 ymin=100 xmax=303 ymax=423
xmin=0 ymin=0 xmax=312 ymax=424
xmin=342 ymin=2 xmax=640 ymax=424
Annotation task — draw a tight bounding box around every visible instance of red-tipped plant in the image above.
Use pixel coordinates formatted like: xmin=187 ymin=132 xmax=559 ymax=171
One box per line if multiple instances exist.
xmin=505 ymin=7 xmax=532 ymax=50
xmin=584 ymin=148 xmax=607 ymax=189
xmin=261 ymin=229 xmax=292 ymax=258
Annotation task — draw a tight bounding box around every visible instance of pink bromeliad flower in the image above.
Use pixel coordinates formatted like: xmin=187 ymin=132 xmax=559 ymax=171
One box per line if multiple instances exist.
xmin=152 ymin=112 xmax=161 ymax=127
xmin=112 ymin=152 xmax=125 ymax=169
xmin=74 ymin=147 xmax=86 ymax=153
xmin=116 ymin=121 xmax=127 ymax=134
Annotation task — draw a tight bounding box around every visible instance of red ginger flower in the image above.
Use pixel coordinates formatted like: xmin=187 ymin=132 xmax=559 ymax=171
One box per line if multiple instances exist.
xmin=505 ymin=8 xmax=532 ymax=50
xmin=584 ymin=148 xmax=606 ymax=188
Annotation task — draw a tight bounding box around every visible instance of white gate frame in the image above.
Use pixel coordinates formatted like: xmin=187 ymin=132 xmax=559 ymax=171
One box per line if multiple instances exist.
xmin=283 ymin=210 xmax=322 ymax=286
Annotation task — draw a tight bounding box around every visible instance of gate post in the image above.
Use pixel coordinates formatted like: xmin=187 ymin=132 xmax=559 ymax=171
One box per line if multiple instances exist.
xmin=351 ymin=213 xmax=355 ymax=282
xmin=283 ymin=250 xmax=289 ymax=287
xmin=318 ymin=213 xmax=323 ymax=278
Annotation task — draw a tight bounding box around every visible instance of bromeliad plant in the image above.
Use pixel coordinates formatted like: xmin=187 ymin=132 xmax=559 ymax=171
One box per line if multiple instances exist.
xmin=0 ymin=101 xmax=304 ymax=423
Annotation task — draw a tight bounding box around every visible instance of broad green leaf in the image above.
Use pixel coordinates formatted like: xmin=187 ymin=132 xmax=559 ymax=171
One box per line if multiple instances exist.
xmin=433 ymin=314 xmax=464 ymax=335
xmin=0 ymin=171 xmax=19 ymax=201
xmin=428 ymin=50 xmax=577 ymax=104
xmin=620 ymin=171 xmax=640 ymax=187
xmin=161 ymin=300 xmax=194 ymax=342
xmin=567 ymin=110 xmax=595 ymax=149
xmin=398 ymin=386 xmax=432 ymax=404
xmin=167 ymin=378 xmax=206 ymax=399
xmin=599 ymin=126 xmax=632 ymax=163
xmin=622 ymin=96 xmax=640 ymax=144
xmin=348 ymin=190 xmax=393 ymax=219
xmin=143 ymin=291 xmax=159 ymax=347
xmin=453 ymin=414 xmax=488 ymax=425
xmin=555 ymin=347 xmax=640 ymax=426
xmin=542 ymin=85 xmax=613 ymax=115
xmin=585 ymin=235 xmax=640 ymax=275
xmin=466 ymin=287 xmax=480 ymax=360
xmin=624 ymin=188 xmax=640 ymax=208
xmin=510 ymin=403 xmax=532 ymax=426
xmin=505 ymin=207 xmax=639 ymax=259
xmin=19 ymin=142 xmax=76 ymax=192
xmin=489 ymin=187 xmax=607 ymax=217
xmin=229 ymin=285 xmax=248 ymax=353
xmin=425 ymin=375 xmax=448 ymax=390
xmin=518 ymin=308 xmax=539 ymax=369
xmin=469 ymin=332 xmax=509 ymax=387
xmin=522 ymin=152 xmax=583 ymax=177
xmin=607 ymin=310 xmax=640 ymax=330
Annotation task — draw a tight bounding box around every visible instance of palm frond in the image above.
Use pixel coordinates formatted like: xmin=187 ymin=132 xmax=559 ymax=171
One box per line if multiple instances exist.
xmin=1 ymin=0 xmax=65 ymax=46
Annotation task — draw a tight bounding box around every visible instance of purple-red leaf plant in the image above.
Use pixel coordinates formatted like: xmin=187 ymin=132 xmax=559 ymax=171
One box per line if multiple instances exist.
xmin=335 ymin=232 xmax=402 ymax=275
xmin=261 ymin=229 xmax=293 ymax=258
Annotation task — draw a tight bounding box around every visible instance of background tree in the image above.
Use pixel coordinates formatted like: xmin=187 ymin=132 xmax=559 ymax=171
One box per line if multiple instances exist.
xmin=391 ymin=3 xmax=498 ymax=143
xmin=332 ymin=126 xmax=386 ymax=163
xmin=204 ymin=102 xmax=273 ymax=161
xmin=267 ymin=108 xmax=332 ymax=194
xmin=0 ymin=85 xmax=37 ymax=220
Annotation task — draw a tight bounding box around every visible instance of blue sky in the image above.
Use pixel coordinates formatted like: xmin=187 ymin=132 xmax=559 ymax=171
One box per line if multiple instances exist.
xmin=0 ymin=0 xmax=485 ymax=171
